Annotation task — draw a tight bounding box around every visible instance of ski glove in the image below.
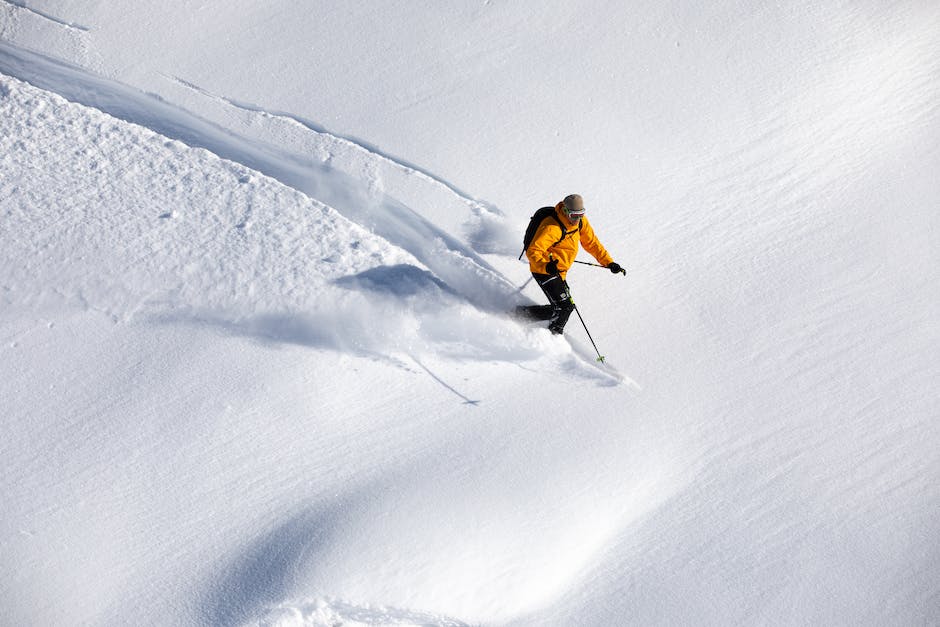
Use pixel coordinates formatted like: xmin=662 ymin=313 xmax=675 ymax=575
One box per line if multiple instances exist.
xmin=608 ymin=262 xmax=624 ymax=274
xmin=546 ymin=259 xmax=560 ymax=276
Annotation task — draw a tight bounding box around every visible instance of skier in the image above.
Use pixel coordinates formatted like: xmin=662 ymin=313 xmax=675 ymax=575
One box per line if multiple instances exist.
xmin=516 ymin=194 xmax=623 ymax=335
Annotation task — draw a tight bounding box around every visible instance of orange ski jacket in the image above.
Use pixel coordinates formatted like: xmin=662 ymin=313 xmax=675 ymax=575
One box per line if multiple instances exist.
xmin=526 ymin=203 xmax=614 ymax=279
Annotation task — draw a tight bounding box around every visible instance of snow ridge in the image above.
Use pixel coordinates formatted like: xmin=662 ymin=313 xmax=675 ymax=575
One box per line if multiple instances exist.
xmin=0 ymin=42 xmax=519 ymax=313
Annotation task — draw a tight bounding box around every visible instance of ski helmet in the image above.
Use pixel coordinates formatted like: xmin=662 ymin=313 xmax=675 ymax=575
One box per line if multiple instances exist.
xmin=563 ymin=194 xmax=585 ymax=220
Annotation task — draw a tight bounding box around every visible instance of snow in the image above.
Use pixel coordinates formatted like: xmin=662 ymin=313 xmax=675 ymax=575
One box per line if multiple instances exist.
xmin=2 ymin=1 xmax=940 ymax=625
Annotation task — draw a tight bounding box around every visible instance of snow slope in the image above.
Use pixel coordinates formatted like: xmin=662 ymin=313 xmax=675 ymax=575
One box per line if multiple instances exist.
xmin=2 ymin=1 xmax=940 ymax=625
xmin=2 ymin=71 xmax=653 ymax=625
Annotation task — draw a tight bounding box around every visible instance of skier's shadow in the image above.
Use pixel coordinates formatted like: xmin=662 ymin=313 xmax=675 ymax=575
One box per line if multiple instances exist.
xmin=149 ymin=263 xmax=488 ymax=404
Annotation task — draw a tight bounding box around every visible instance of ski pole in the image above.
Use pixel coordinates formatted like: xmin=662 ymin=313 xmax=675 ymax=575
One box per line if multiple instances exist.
xmin=573 ymin=260 xmax=626 ymax=275
xmin=513 ymin=275 xmax=534 ymax=293
xmin=562 ymin=279 xmax=607 ymax=363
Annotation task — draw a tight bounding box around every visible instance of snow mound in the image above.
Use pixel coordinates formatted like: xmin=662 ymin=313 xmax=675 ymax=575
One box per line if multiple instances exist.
xmin=255 ymin=597 xmax=468 ymax=627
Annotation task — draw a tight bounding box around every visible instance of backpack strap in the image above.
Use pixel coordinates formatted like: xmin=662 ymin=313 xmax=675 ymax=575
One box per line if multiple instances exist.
xmin=557 ymin=218 xmax=582 ymax=246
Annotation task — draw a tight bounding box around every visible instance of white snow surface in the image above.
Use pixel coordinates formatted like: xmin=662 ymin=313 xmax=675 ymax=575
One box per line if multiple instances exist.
xmin=2 ymin=2 xmax=940 ymax=625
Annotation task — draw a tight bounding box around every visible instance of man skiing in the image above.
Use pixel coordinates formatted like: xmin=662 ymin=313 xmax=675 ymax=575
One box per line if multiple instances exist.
xmin=517 ymin=194 xmax=623 ymax=335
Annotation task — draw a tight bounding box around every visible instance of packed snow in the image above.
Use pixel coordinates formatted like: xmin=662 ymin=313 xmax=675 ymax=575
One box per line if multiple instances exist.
xmin=2 ymin=2 xmax=939 ymax=625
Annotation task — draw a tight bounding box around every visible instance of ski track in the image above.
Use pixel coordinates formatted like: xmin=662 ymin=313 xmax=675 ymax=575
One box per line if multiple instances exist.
xmin=165 ymin=73 xmax=503 ymax=220
xmin=1 ymin=0 xmax=90 ymax=32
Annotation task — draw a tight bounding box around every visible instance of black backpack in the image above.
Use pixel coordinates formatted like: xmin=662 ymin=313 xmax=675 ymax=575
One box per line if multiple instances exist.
xmin=519 ymin=206 xmax=581 ymax=259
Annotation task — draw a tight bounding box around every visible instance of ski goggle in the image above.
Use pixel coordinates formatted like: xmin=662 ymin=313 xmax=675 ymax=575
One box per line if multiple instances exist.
xmin=565 ymin=208 xmax=585 ymax=220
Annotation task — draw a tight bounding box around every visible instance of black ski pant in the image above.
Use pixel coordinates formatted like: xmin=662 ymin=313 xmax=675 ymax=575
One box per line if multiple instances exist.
xmin=518 ymin=273 xmax=574 ymax=334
